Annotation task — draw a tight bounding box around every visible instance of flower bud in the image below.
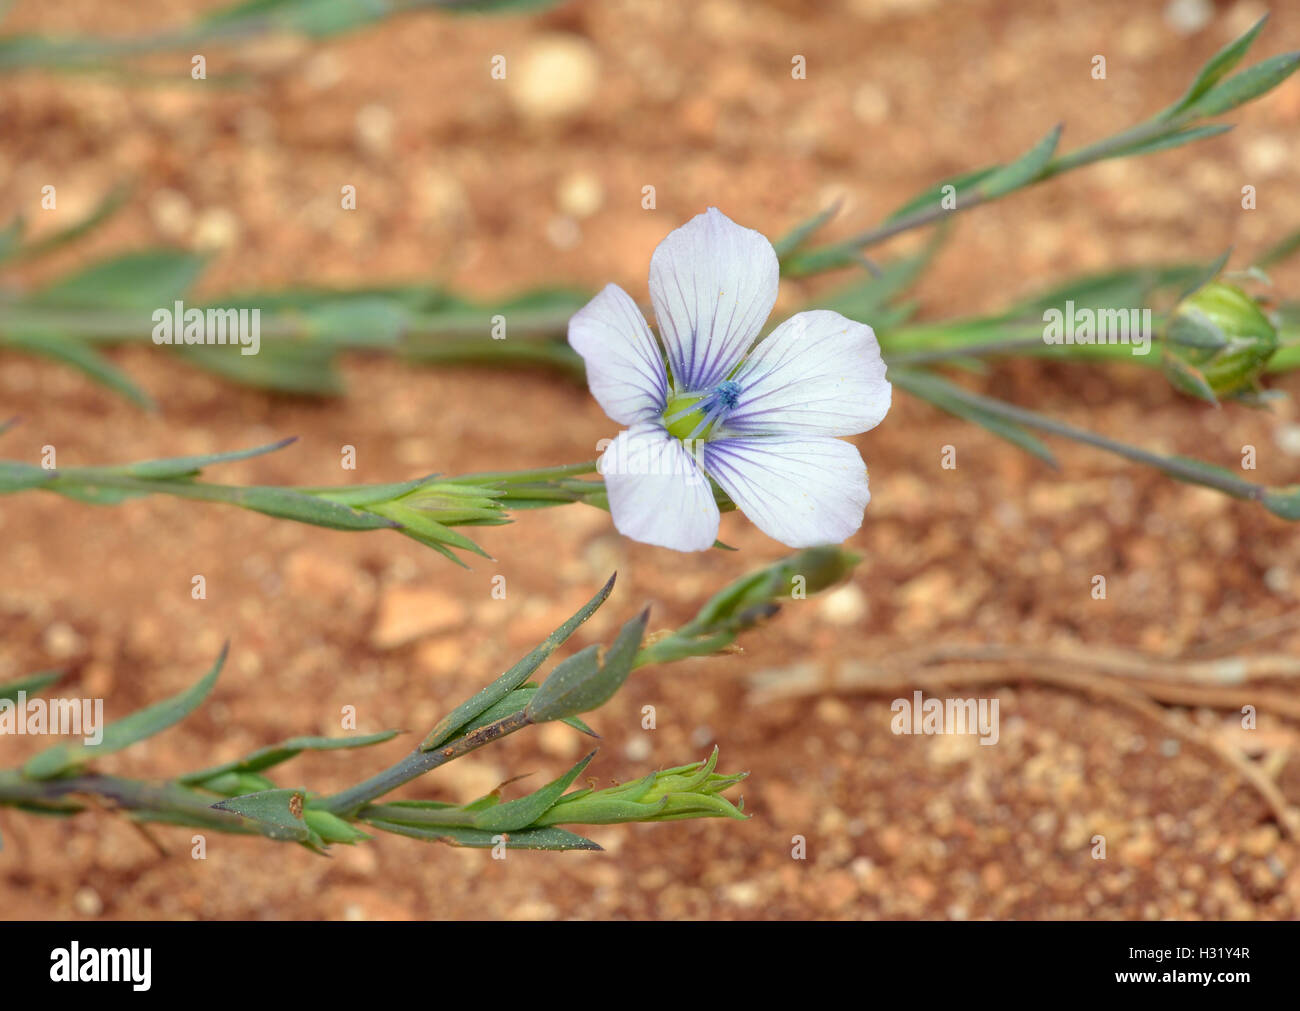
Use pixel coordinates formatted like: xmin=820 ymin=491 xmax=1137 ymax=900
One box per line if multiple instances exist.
xmin=688 ymin=545 xmax=860 ymax=632
xmin=1163 ymin=282 xmax=1277 ymax=400
xmin=396 ymin=481 xmax=504 ymax=525
xmin=532 ymin=748 xmax=747 ymax=826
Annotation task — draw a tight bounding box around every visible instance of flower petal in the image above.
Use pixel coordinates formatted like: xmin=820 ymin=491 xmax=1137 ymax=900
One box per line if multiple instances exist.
xmin=568 ymin=283 xmax=669 ymax=424
xmin=648 ymin=207 xmax=779 ymax=392
xmin=723 ymin=310 xmax=891 ymax=437
xmin=600 ymin=423 xmax=720 ymax=552
xmin=703 ymin=435 xmax=869 ymax=548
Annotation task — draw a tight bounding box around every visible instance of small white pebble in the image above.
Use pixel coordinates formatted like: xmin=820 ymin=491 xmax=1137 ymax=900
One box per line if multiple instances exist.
xmin=1164 ymin=0 xmax=1212 ymax=35
xmin=851 ymin=82 xmax=890 ymax=125
xmin=355 ymin=103 xmax=395 ymax=156
xmin=303 ymin=51 xmax=343 ymax=91
xmin=507 ymin=34 xmax=600 ymax=122
xmin=148 ymin=188 xmax=194 ymax=238
xmin=819 ymin=583 xmax=868 ymax=625
xmin=193 ymin=207 xmax=240 ymax=251
xmin=1274 ymin=424 xmax=1300 ymax=457
xmin=624 ymin=735 xmax=652 ymax=762
xmin=73 ymin=887 xmax=103 ymax=917
xmin=43 ymin=621 xmax=83 ymax=659
xmin=545 ymin=215 xmax=581 ymax=250
xmin=556 ymin=171 xmax=605 ymax=218
xmin=1264 ymin=566 xmax=1289 ymax=594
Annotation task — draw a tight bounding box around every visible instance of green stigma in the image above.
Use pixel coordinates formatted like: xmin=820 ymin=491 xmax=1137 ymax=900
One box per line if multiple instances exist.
xmin=663 ymin=392 xmax=708 ymax=440
xmin=662 ymin=381 xmax=743 ymax=441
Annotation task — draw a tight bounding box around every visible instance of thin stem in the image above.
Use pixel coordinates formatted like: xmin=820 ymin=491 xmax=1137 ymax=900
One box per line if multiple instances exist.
xmin=0 ymin=0 xmax=501 ymax=72
xmin=799 ymin=116 xmax=1184 ymax=265
xmin=0 ymin=304 xmax=578 ymax=344
xmin=897 ymin=372 xmax=1264 ymax=502
xmin=883 ymin=334 xmax=1164 ymax=366
xmin=0 ymin=771 xmax=253 ymax=832
xmin=0 ymin=710 xmax=537 ymax=828
xmin=320 ymin=709 xmax=533 ymax=818
xmin=452 ymin=461 xmax=598 ymax=484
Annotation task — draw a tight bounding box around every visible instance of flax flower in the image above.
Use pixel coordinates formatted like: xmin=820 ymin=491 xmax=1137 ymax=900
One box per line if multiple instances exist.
xmin=569 ymin=207 xmax=891 ymax=551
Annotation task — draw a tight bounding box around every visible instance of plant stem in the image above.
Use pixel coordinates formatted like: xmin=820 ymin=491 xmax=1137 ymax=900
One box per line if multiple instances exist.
xmin=0 ymin=709 xmax=537 ymax=828
xmin=893 ymin=370 xmax=1265 ymax=503
xmin=798 ymin=116 xmax=1189 ymax=266
xmin=320 ymin=710 xmax=534 ymax=818
xmin=0 ymin=770 xmax=254 ymax=832
xmin=0 ymin=303 xmax=579 ymax=344
xmin=451 ymin=461 xmax=598 ymax=484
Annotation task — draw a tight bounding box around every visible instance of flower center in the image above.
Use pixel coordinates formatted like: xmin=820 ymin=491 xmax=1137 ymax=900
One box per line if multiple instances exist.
xmin=662 ymin=380 xmax=742 ymax=441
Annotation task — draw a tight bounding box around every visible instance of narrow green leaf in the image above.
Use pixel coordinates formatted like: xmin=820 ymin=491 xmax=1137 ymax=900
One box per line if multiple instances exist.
xmin=444 ymin=685 xmax=596 ymax=739
xmin=1103 ymin=123 xmax=1234 ymax=160
xmin=370 ymin=799 xmax=457 ymax=812
xmin=422 ymin=573 xmax=617 ymax=750
xmin=448 ymin=686 xmax=536 ymax=736
xmin=473 ymin=751 xmax=597 ymax=832
xmin=109 ymin=437 xmax=297 ymax=479
xmin=203 ymin=0 xmax=399 ymax=37
xmin=445 ymin=0 xmax=567 ymax=13
xmin=533 ymin=797 xmax=664 ymax=826
xmin=0 ymin=670 xmax=63 ymax=705
xmin=296 ymin=296 xmax=410 ymax=346
xmin=1255 ymin=227 xmax=1300 ymax=270
xmin=773 ymin=199 xmax=842 ymax=259
xmin=1009 ymin=263 xmax=1203 ymax=318
xmin=22 ymin=644 xmax=227 ymax=780
xmin=174 ymin=342 xmax=344 ymax=395
xmin=526 ymin=609 xmax=648 ymax=724
xmin=3 ymin=184 xmax=130 ymax=264
xmin=7 ymin=799 xmax=85 ymax=818
xmin=885 ymin=166 xmax=999 ymax=223
xmin=31 ymin=249 xmax=207 ymax=309
xmin=43 ymin=482 xmax=148 ymax=505
xmin=194 ymin=771 xmax=277 ymax=796
xmin=180 ymin=730 xmax=400 ymax=784
xmin=365 ymin=820 xmax=601 ymax=850
xmin=1164 ymin=13 xmax=1270 ymax=117
xmin=818 ymin=227 xmax=947 ymax=320
xmin=374 ymin=502 xmax=492 ymax=559
xmin=893 ymin=369 xmax=1058 ymax=467
xmin=221 ymin=486 xmax=400 ymax=531
xmin=3 ymin=336 xmax=155 ymax=410
xmin=302 ymin=807 xmax=371 ymax=844
xmin=1177 ymin=247 xmax=1232 ymax=302
xmin=974 ymin=123 xmax=1063 ymax=200
xmin=1183 ymin=50 xmax=1300 ymax=119
xmin=307 ymin=474 xmax=440 ymax=507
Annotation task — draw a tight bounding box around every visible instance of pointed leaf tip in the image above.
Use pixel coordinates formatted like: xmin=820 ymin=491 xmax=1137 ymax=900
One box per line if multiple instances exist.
xmin=525 ymin=609 xmax=647 ymax=723
xmin=421 ymin=573 xmax=620 ymax=750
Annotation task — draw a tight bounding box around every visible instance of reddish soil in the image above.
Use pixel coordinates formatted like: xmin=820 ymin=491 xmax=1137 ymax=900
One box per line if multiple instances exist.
xmin=2 ymin=0 xmax=1300 ymax=919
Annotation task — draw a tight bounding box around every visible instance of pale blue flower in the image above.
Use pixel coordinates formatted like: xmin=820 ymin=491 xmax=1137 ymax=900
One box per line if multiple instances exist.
xmin=568 ymin=207 xmax=891 ymax=552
